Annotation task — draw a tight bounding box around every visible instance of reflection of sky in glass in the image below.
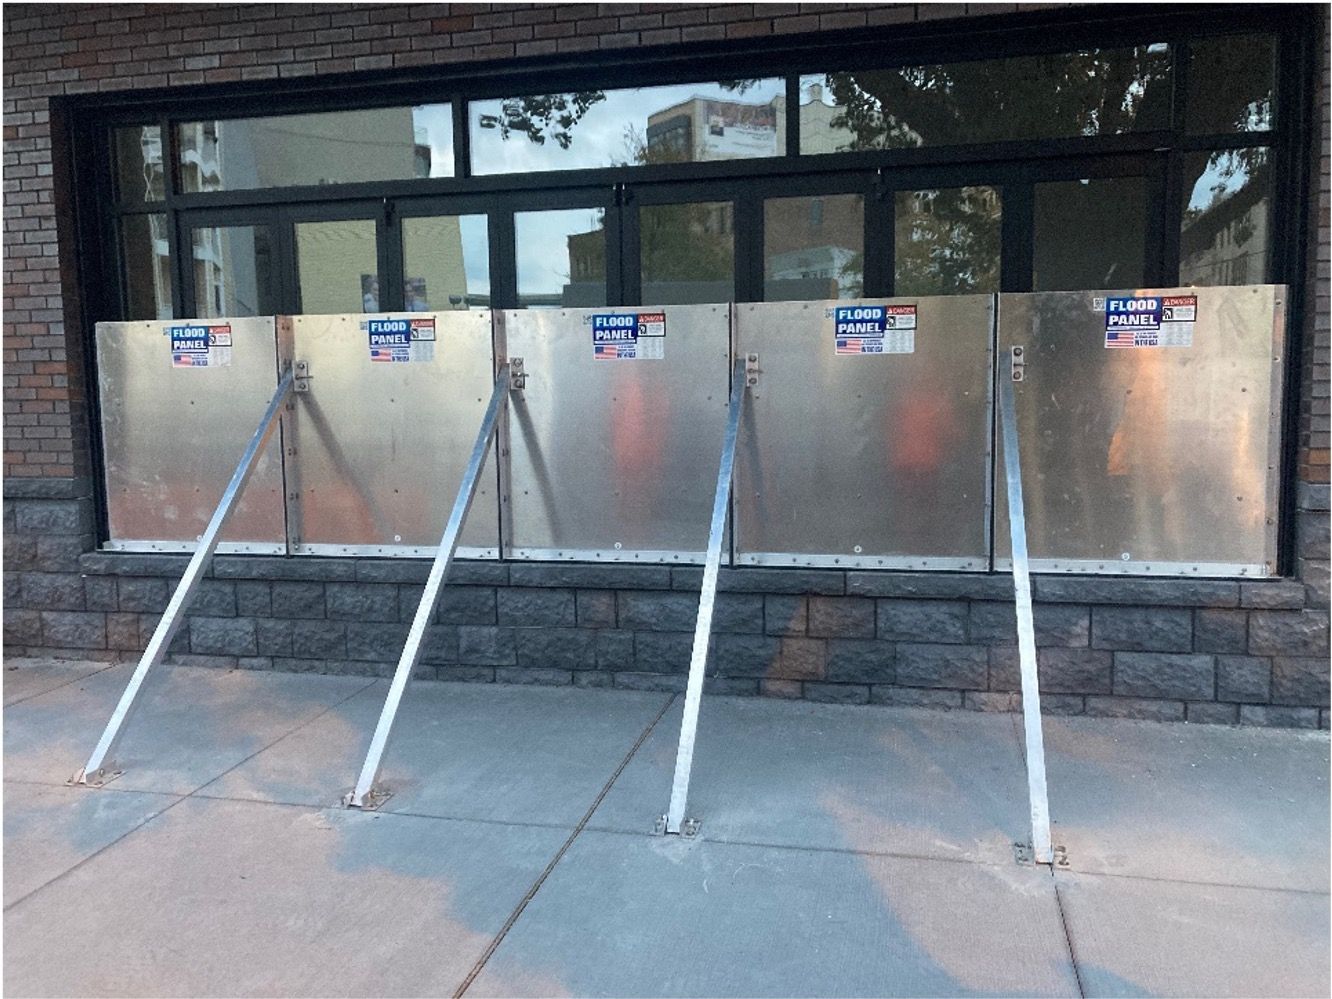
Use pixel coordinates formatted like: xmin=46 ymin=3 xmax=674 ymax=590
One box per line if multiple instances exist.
xmin=1188 ymin=150 xmax=1260 ymax=211
xmin=411 ymin=104 xmax=454 ymax=178
xmin=470 ymin=79 xmax=782 ymax=175
xmin=459 ymin=214 xmax=489 ymax=295
xmin=516 ymin=208 xmax=604 ymax=294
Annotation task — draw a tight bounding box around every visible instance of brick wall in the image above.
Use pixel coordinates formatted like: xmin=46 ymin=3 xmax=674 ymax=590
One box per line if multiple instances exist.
xmin=3 ymin=3 xmax=1328 ymax=726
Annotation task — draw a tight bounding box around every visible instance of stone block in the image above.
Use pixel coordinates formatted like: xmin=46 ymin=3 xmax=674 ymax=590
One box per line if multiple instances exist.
xmin=617 ymin=591 xmax=697 ymax=632
xmin=1215 ymin=655 xmax=1271 ymax=703
xmin=804 ymin=682 xmax=869 ymax=705
xmin=807 ymin=596 xmax=876 ymax=638
xmin=1240 ymin=580 xmax=1309 ymax=609
xmin=4 ymin=609 xmax=42 ymax=645
xmin=1248 ymin=611 xmax=1329 ymax=656
xmin=968 ymin=602 xmax=1089 ymax=646
xmin=269 ymin=581 xmax=325 ymax=618
xmin=420 ymin=625 xmax=460 ymax=665
xmin=714 ymin=567 xmax=844 ymax=595
xmin=458 ymin=625 xmax=516 ymax=665
xmin=1036 ymin=577 xmax=1238 ymax=608
xmin=1186 ymin=702 xmax=1239 ymax=725
xmin=870 ymin=686 xmax=963 ymax=708
xmin=435 ymin=585 xmax=496 ymax=625
xmin=105 ymin=612 xmax=141 ymax=651
xmin=877 ymin=600 xmax=968 ymax=643
xmin=613 ymin=671 xmax=685 ymax=693
xmin=511 ymin=563 xmax=671 ymax=590
xmin=1271 ymin=656 xmax=1330 ymax=707
xmin=1113 ymin=652 xmax=1215 ymax=700
xmin=15 ymin=498 xmax=91 ymax=534
xmin=497 ymin=587 xmax=576 ymax=627
xmin=39 ymin=611 xmax=105 ymax=649
xmin=1296 ymin=509 xmax=1330 ymax=560
xmin=36 ymin=535 xmax=94 ymax=573
xmin=1092 ymin=606 xmax=1192 ymax=652
xmin=1085 ymin=696 xmax=1184 ymax=722
xmin=824 ymin=639 xmax=893 ymax=684
xmin=291 ymin=619 xmax=347 ymax=659
xmin=80 ymin=576 xmax=116 ymax=613
xmin=20 ymin=571 xmax=85 ymax=610
xmin=772 ymin=637 xmax=826 ymax=681
xmin=575 ymin=590 xmax=616 ymax=628
xmin=188 ymin=616 xmax=256 ymax=656
xmin=235 ymin=580 xmax=272 ymax=616
xmin=633 ymin=631 xmax=691 ymax=673
xmin=117 ymin=577 xmax=171 ymax=612
xmin=988 ymin=647 xmax=1112 ymax=695
xmin=187 ymin=579 xmax=236 ymax=617
xmin=514 ymin=627 xmax=599 ymax=669
xmin=1238 ymin=705 xmax=1320 ymax=728
xmin=1193 ymin=609 xmax=1249 ymax=653
xmin=763 ymin=595 xmax=807 ymax=636
xmin=595 ymin=630 xmax=634 ymax=669
xmin=759 ymin=679 xmax=803 ymax=699
xmin=895 ymin=643 xmax=987 ymax=689
xmin=847 ymin=571 xmax=1012 ymax=600
xmin=255 ymin=618 xmax=293 ymax=657
xmin=494 ymin=667 xmax=572 ymax=686
xmin=326 ymin=582 xmax=398 ymax=622
xmin=344 ymin=622 xmax=410 ymax=662
xmin=705 ymin=677 xmax=758 ymax=696
xmin=574 ymin=671 xmax=615 ymax=689
xmin=713 ymin=593 xmax=764 ymax=633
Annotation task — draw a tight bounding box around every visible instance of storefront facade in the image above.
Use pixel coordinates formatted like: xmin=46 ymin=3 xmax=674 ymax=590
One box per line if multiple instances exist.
xmin=3 ymin=2 xmax=1329 ymax=724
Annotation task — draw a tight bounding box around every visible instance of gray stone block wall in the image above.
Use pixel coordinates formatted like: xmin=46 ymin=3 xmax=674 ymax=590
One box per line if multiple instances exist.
xmin=4 ymin=484 xmax=1329 ymax=730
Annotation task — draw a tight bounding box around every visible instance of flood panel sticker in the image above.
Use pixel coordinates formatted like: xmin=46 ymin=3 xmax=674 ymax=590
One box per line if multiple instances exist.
xmin=1103 ymin=295 xmax=1196 ymax=349
xmin=168 ymin=323 xmax=232 ymax=368
xmin=590 ymin=311 xmax=666 ymax=360
xmin=364 ymin=317 xmax=436 ymax=363
xmin=829 ymin=304 xmax=916 ymax=355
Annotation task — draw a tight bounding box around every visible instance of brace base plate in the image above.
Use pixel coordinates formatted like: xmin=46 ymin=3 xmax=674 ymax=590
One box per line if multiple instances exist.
xmin=69 ymin=765 xmax=124 ymax=788
xmin=343 ymin=786 xmax=393 ymax=810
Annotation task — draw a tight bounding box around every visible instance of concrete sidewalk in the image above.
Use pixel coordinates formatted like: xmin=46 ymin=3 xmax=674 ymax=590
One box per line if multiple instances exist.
xmin=4 ymin=658 xmax=1328 ymax=998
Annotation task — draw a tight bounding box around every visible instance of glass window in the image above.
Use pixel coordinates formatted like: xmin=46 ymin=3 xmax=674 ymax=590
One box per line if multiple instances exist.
xmin=764 ymin=194 xmax=864 ymax=301
xmin=1033 ymin=177 xmax=1146 ymax=291
xmin=178 ymin=105 xmax=453 ymax=193
xmin=895 ymin=186 xmax=1000 ymax=296
xmin=1186 ymin=34 xmax=1275 ymax=133
xmin=114 ymin=125 xmax=165 ymax=203
xmin=402 ymin=215 xmax=490 ymax=310
xmin=295 ymin=219 xmax=378 ymax=314
xmin=471 ymin=79 xmax=784 ymax=175
xmin=515 ymin=208 xmax=606 ymax=308
xmin=1180 ymin=148 xmax=1272 ymax=286
xmin=190 ymin=225 xmax=275 ymax=318
xmin=800 ymin=45 xmax=1170 ymax=153
xmin=121 ymin=214 xmax=173 ymax=320
xmin=641 ymin=202 xmax=734 ymax=305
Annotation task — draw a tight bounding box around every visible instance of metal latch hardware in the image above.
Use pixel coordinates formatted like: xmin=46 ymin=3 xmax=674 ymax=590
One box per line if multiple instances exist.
xmin=294 ymin=360 xmax=312 ymax=393
xmin=745 ymin=353 xmax=760 ymax=387
xmin=510 ymin=357 xmax=527 ymax=393
xmin=1010 ymin=345 xmax=1025 ymax=382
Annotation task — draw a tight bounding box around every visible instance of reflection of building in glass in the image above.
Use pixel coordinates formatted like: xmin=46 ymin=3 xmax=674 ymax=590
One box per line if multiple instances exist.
xmin=765 ymin=193 xmax=864 ymax=299
xmin=1180 ymin=181 xmax=1269 ymax=287
xmin=174 ymin=112 xmax=463 ymax=314
xmin=646 ymin=95 xmax=781 ymax=161
xmin=790 ymin=82 xmax=843 ymax=154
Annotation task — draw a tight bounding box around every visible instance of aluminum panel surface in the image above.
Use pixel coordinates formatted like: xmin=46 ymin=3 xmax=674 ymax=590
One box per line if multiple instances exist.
xmin=995 ymin=285 xmax=1285 ymax=576
xmin=733 ymin=297 xmax=993 ymax=569
xmin=97 ymin=318 xmax=286 ymax=554
xmin=286 ymin=312 xmax=499 ymax=558
xmin=501 ymin=305 xmax=731 ymax=562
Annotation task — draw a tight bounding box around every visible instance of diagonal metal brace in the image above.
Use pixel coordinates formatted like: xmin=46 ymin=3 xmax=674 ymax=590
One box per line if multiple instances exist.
xmin=71 ymin=368 xmax=296 ymax=787
xmin=999 ymin=363 xmax=1054 ymax=865
xmin=661 ymin=357 xmax=750 ymax=835
xmin=345 ymin=364 xmax=513 ymax=809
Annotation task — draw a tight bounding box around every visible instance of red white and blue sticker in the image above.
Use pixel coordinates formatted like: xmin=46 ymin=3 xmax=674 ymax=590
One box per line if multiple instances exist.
xmin=1103 ymin=295 xmax=1197 ymax=349
xmin=829 ymin=304 xmax=916 ymax=355
xmin=589 ymin=311 xmax=665 ymax=360
xmin=362 ymin=316 xmax=436 ymax=363
xmin=168 ymin=323 xmax=232 ymax=368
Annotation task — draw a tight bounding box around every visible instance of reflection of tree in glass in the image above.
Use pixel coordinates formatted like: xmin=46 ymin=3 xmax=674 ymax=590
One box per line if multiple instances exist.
xmin=895 ymin=188 xmax=1000 ymax=296
xmin=477 ymin=91 xmax=607 ymax=149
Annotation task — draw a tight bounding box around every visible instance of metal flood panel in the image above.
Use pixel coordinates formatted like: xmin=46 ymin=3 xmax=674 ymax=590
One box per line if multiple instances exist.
xmin=97 ymin=317 xmax=287 ymax=555
xmin=500 ymin=305 xmax=731 ymax=562
xmin=733 ymin=297 xmax=994 ymax=570
xmin=995 ymin=285 xmax=1285 ymax=576
xmin=285 ymin=312 xmax=499 ymax=557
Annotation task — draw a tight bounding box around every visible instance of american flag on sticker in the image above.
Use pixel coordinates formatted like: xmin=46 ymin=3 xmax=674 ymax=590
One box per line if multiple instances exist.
xmin=594 ymin=344 xmax=620 ymax=359
xmin=835 ymin=339 xmax=863 ymax=355
xmin=370 ymin=348 xmax=396 ymax=362
xmin=173 ymin=353 xmax=201 ymax=367
xmin=1104 ymin=329 xmax=1138 ymax=349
